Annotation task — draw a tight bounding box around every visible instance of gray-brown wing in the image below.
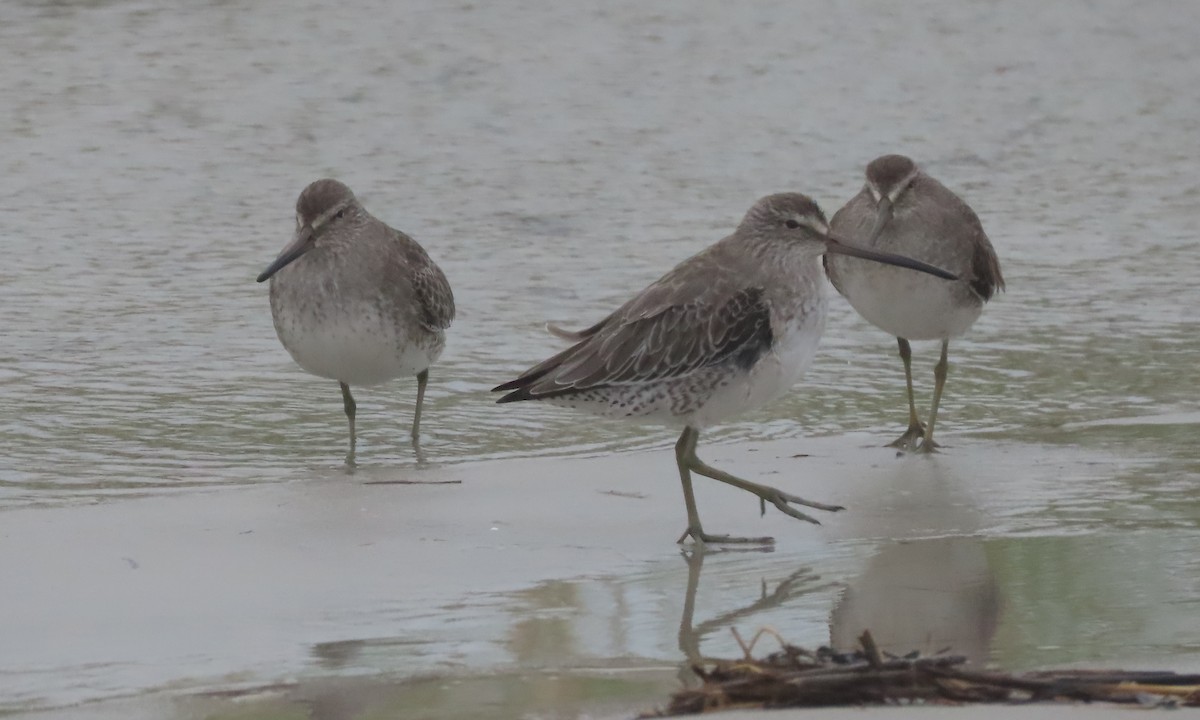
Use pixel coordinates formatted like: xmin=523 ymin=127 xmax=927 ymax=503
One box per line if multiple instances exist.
xmin=392 ymin=229 xmax=455 ymax=331
xmin=413 ymin=261 xmax=455 ymax=330
xmin=968 ymin=229 xmax=1004 ymax=302
xmin=494 ymin=286 xmax=772 ymax=403
xmin=922 ymin=179 xmax=1005 ymax=302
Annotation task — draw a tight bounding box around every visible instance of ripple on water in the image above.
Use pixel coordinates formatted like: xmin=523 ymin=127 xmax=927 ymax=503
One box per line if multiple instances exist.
xmin=0 ymin=0 xmax=1195 ymax=519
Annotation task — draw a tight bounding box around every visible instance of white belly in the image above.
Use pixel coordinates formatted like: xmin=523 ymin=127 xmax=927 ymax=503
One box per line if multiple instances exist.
xmin=688 ymin=310 xmax=824 ymax=428
xmin=272 ymin=304 xmax=442 ymax=386
xmin=835 ymin=264 xmax=981 ymax=341
xmin=541 ymin=331 xmax=822 ymax=430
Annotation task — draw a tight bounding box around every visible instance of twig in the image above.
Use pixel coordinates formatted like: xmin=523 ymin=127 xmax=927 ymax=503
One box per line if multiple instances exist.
xmin=644 ymin=627 xmax=1200 ymax=717
xmin=858 ymin=631 xmax=883 ymax=670
xmin=730 ymin=627 xmax=787 ymax=660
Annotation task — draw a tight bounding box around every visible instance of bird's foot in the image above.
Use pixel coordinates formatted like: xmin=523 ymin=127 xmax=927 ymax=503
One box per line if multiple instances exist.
xmin=677 ymin=526 xmax=776 ymax=546
xmin=887 ymin=422 xmax=927 ymax=452
xmin=755 ymin=486 xmax=845 ymax=524
xmin=913 ymin=436 xmax=942 ymax=454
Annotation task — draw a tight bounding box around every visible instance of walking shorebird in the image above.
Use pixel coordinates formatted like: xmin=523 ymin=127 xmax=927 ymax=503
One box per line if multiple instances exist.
xmin=826 ymin=155 xmax=1004 ymax=453
xmin=256 ymin=179 xmax=455 ymax=458
xmin=494 ymin=193 xmax=957 ymax=544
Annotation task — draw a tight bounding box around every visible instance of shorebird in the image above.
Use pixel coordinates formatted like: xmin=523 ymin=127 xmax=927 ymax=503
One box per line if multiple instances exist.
xmin=494 ymin=193 xmax=957 ymax=544
xmin=826 ymin=155 xmax=1004 ymax=453
xmin=256 ymin=179 xmax=455 ymax=457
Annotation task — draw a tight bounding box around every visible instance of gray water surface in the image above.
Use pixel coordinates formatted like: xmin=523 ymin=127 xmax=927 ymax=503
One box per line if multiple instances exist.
xmin=1 ymin=0 xmax=1199 ymax=716
xmin=2 ymin=0 xmax=1198 ymax=500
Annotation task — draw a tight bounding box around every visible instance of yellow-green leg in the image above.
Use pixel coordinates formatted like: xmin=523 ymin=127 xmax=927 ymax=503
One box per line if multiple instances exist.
xmin=916 ymin=340 xmax=949 ymax=454
xmin=411 ymin=369 xmax=429 ymax=442
xmin=887 ymin=337 xmax=926 ymax=451
xmin=674 ymin=427 xmax=844 ymax=546
xmin=340 ymin=381 xmax=357 ymax=459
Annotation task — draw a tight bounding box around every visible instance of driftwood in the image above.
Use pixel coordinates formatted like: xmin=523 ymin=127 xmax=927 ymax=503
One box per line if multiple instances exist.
xmin=642 ymin=630 xmax=1200 ymax=716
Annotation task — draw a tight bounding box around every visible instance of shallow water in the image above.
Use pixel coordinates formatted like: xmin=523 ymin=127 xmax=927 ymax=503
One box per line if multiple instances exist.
xmin=1 ymin=0 xmax=1198 ymax=498
xmin=1 ymin=0 xmax=1199 ymax=716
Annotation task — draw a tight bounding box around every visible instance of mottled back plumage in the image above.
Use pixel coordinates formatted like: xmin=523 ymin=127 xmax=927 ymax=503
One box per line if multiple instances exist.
xmin=495 ymin=194 xmax=828 ymax=409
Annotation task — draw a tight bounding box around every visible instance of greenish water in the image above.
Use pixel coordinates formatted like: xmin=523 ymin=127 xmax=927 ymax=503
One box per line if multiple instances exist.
xmin=27 ymin=530 xmax=1197 ymax=719
xmin=1 ymin=0 xmax=1198 ymax=717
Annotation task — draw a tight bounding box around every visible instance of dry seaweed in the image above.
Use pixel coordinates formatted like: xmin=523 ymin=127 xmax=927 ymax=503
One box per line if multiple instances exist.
xmin=642 ymin=630 xmax=1200 ymax=716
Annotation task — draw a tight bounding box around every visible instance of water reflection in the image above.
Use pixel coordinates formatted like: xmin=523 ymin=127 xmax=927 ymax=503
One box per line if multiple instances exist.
xmin=828 ymin=452 xmax=1000 ymax=663
xmin=676 ymin=547 xmax=832 ymax=669
xmin=833 ymin=445 xmax=987 ymax=541
xmin=829 ymin=538 xmax=1000 ymax=664
xmin=193 ymin=550 xmax=840 ymax=720
xmin=10 ymin=520 xmax=1199 ymax=719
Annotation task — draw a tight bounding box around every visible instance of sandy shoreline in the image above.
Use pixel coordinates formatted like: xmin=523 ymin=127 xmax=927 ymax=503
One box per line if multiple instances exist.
xmin=8 ymin=431 xmax=1184 ymax=718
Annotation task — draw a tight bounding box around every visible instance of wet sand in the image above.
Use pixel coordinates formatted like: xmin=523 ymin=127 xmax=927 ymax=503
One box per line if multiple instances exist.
xmin=684 ymin=709 xmax=1194 ymax=720
xmin=6 ymin=432 xmax=1195 ymax=718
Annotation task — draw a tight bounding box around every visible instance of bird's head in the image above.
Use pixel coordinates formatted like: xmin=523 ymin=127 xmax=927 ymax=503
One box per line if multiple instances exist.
xmin=257 ymin=179 xmax=363 ymax=283
xmin=743 ymin=191 xmax=955 ymax=280
xmin=863 ymin=154 xmax=920 ymax=243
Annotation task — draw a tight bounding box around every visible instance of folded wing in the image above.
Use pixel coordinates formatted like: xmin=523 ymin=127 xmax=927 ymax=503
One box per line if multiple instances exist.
xmin=495 ymin=281 xmax=772 ymax=403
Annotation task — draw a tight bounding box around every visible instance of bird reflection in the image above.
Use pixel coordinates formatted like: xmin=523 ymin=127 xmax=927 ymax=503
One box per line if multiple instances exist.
xmin=826 ymin=439 xmax=1001 ymax=663
xmin=676 ymin=546 xmax=834 ymax=682
xmin=829 ymin=537 xmax=1000 ymax=664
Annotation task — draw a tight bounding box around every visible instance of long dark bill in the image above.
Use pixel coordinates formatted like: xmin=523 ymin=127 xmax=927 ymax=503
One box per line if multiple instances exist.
xmin=865 ymin=196 xmax=893 ymax=245
xmin=825 ymin=234 xmax=958 ymax=281
xmin=256 ymin=225 xmax=314 ymax=283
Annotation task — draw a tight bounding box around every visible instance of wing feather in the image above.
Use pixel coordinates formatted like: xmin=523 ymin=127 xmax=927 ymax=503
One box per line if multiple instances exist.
xmin=969 ymin=230 xmax=1005 ymax=302
xmin=494 ymin=286 xmax=773 ymax=403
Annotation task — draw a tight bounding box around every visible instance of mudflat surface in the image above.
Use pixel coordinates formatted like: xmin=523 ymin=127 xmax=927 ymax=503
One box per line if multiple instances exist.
xmin=5 ymin=434 xmax=1199 ymax=718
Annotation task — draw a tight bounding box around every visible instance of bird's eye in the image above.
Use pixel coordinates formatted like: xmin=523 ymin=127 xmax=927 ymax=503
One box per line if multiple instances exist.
xmin=785 ymin=219 xmax=800 ymax=229
xmin=335 ymin=210 xmax=345 ymax=219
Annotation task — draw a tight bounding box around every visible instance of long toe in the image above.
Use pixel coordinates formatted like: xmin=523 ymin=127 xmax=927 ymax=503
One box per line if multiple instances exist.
xmin=759 ymin=487 xmax=844 ymax=524
xmin=887 ymin=423 xmax=926 ymax=451
xmin=677 ymin=526 xmax=776 ymax=546
xmin=763 ymin=494 xmax=822 ymax=525
xmin=777 ymin=490 xmax=845 ymax=513
xmin=915 ymin=436 xmax=942 ymax=454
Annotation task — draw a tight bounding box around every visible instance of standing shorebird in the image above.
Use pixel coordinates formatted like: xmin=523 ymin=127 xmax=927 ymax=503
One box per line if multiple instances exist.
xmin=826 ymin=155 xmax=1004 ymax=453
xmin=256 ymin=179 xmax=454 ymax=457
xmin=493 ymin=193 xmax=957 ymax=544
